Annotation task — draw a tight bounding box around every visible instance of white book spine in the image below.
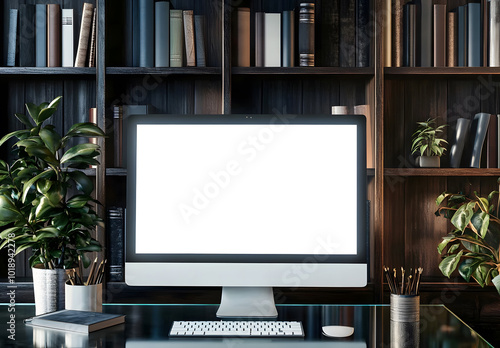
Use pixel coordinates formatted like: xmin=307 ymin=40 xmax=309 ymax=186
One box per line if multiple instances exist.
xmin=264 ymin=13 xmax=281 ymax=67
xmin=491 ymin=0 xmax=500 ymax=67
xmin=62 ymin=9 xmax=74 ymax=67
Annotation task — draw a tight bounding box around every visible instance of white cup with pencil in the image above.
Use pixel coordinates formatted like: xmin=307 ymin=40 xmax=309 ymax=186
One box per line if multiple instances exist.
xmin=65 ymin=257 xmax=106 ymax=312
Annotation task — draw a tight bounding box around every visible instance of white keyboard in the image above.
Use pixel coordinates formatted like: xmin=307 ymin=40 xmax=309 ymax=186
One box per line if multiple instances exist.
xmin=169 ymin=320 xmax=304 ymax=337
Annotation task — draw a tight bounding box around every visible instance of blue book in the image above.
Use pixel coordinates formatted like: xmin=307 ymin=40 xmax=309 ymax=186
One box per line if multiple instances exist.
xmin=458 ymin=6 xmax=465 ymax=67
xmin=467 ymin=3 xmax=481 ymax=67
xmin=7 ymin=9 xmax=18 ymax=67
xmin=35 ymin=4 xmax=46 ymax=67
xmin=282 ymin=10 xmax=295 ymax=67
xmin=138 ymin=0 xmax=154 ymax=67
xmin=155 ymin=1 xmax=170 ymax=67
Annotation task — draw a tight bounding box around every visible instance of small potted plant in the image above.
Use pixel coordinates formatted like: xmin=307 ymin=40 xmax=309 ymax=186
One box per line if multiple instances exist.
xmin=411 ymin=118 xmax=448 ymax=168
xmin=435 ymin=181 xmax=500 ymax=294
xmin=0 ymin=97 xmax=105 ymax=314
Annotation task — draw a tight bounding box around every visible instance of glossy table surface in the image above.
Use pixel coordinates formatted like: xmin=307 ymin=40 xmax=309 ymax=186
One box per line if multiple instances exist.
xmin=0 ymin=303 xmax=493 ymax=347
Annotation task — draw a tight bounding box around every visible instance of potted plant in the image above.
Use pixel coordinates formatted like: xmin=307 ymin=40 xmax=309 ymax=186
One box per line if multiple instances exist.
xmin=0 ymin=97 xmax=105 ymax=314
xmin=411 ymin=118 xmax=448 ymax=168
xmin=435 ymin=182 xmax=500 ymax=294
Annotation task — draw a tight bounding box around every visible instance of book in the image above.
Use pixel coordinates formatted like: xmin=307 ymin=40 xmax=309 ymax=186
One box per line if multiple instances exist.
xmin=19 ymin=4 xmax=35 ymax=67
xmin=183 ymin=10 xmax=196 ymax=67
xmin=113 ymin=106 xmax=123 ymax=167
xmin=35 ymin=4 xmax=46 ymax=67
xmin=74 ymin=3 xmax=94 ymax=67
xmin=420 ymin=0 xmax=433 ymax=67
xmin=132 ymin=0 xmax=140 ymax=66
xmin=62 ymin=9 xmax=74 ymax=68
xmin=282 ymin=10 xmax=295 ymax=67
xmin=383 ymin=0 xmax=391 ymax=67
xmin=318 ymin=0 xmax=339 ymax=66
xmin=392 ymin=0 xmax=403 ymax=67
xmin=255 ymin=12 xmax=264 ymax=67
xmin=88 ymin=9 xmax=97 ymax=68
xmin=138 ymin=0 xmax=154 ymax=67
xmin=299 ymin=3 xmax=315 ymax=67
xmin=233 ymin=8 xmax=250 ymax=67
xmin=468 ymin=113 xmax=491 ymax=168
xmin=264 ymin=13 xmax=281 ymax=67
xmin=356 ymin=0 xmax=370 ymax=67
xmin=155 ymin=1 xmax=170 ymax=67
xmin=7 ymin=9 xmax=18 ymax=67
xmin=468 ymin=3 xmax=481 ymax=67
xmin=403 ymin=3 xmax=416 ymax=67
xmin=490 ymin=0 xmax=500 ymax=67
xmin=449 ymin=118 xmax=471 ymax=168
xmin=354 ymin=105 xmax=374 ymax=168
xmin=26 ymin=309 xmax=125 ymax=334
xmin=194 ymin=15 xmax=206 ymax=67
xmin=89 ymin=108 xmax=97 ymax=169
xmin=433 ymin=5 xmax=446 ymax=67
xmin=482 ymin=0 xmax=489 ymax=67
xmin=447 ymin=11 xmax=457 ymax=67
xmin=458 ymin=5 xmax=466 ymax=67
xmin=107 ymin=207 xmax=125 ymax=282
xmin=339 ymin=0 xmax=355 ymax=67
xmin=47 ymin=4 xmax=61 ymax=67
xmin=487 ymin=114 xmax=498 ymax=168
xmin=170 ymin=9 xmax=184 ymax=67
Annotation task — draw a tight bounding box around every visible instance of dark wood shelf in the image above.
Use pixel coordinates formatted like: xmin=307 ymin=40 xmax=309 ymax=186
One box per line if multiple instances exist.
xmin=232 ymin=67 xmax=374 ymax=75
xmin=0 ymin=67 xmax=96 ymax=75
xmin=385 ymin=67 xmax=500 ymax=76
xmin=106 ymin=67 xmax=222 ymax=75
xmin=106 ymin=168 xmax=127 ymax=176
xmin=384 ymin=168 xmax=500 ymax=177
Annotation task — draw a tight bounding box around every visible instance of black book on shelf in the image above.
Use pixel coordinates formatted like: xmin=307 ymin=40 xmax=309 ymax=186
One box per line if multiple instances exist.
xmin=107 ymin=207 xmax=125 ymax=282
xmin=339 ymin=0 xmax=356 ymax=67
xmin=356 ymin=0 xmax=370 ymax=67
xmin=19 ymin=4 xmax=35 ymax=67
xmin=298 ymin=3 xmax=315 ymax=67
xmin=464 ymin=113 xmax=491 ymax=168
xmin=449 ymin=118 xmax=471 ymax=168
xmin=317 ymin=0 xmax=339 ymax=66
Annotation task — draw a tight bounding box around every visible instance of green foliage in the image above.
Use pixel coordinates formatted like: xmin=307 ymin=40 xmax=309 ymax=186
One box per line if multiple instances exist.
xmin=435 ymin=186 xmax=500 ymax=295
xmin=0 ymin=97 xmax=105 ymax=269
xmin=411 ymin=118 xmax=448 ymax=157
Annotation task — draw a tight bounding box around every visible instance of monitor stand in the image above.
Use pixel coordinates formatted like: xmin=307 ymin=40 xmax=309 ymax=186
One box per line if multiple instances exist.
xmin=216 ymin=287 xmax=278 ymax=318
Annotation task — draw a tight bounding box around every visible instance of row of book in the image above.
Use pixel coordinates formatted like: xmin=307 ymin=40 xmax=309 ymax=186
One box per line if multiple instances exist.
xmin=6 ymin=3 xmax=96 ymax=68
xmin=387 ymin=0 xmax=500 ymax=67
xmin=233 ymin=0 xmax=371 ymax=68
xmin=132 ymin=1 xmax=206 ymax=68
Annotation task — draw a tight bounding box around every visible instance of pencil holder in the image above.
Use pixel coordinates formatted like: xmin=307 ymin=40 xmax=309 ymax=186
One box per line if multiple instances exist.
xmin=390 ymin=320 xmax=420 ymax=348
xmin=390 ymin=294 xmax=420 ymax=322
xmin=65 ymin=282 xmax=102 ymax=312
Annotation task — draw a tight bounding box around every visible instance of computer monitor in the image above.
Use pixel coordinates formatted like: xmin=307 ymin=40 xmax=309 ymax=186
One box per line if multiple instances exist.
xmin=125 ymin=114 xmax=368 ymax=318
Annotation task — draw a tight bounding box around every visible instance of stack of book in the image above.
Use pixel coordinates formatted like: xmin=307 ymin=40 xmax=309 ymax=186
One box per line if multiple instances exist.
xmin=6 ymin=3 xmax=97 ymax=68
xmin=233 ymin=0 xmax=371 ymax=68
xmin=388 ymin=0 xmax=500 ymax=67
xmin=130 ymin=0 xmax=206 ymax=68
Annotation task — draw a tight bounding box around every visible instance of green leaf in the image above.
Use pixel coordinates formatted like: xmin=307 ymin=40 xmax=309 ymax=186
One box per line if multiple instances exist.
xmin=451 ymin=202 xmax=476 ymax=231
xmin=437 ymin=236 xmax=453 ymax=254
xmin=492 ymin=275 xmax=500 ymax=295
xmin=65 ymin=122 xmax=105 ymax=138
xmin=47 ymin=96 xmax=62 ymax=110
xmin=67 ymin=195 xmax=92 ymax=209
xmin=0 ymin=196 xmax=22 ymax=224
xmin=69 ymin=171 xmax=93 ymax=196
xmin=22 ymin=169 xmax=53 ymax=203
xmin=458 ymin=258 xmax=485 ymax=282
xmin=14 ymin=113 xmax=34 ymax=128
xmin=473 ymin=264 xmax=492 ymax=287
xmin=35 ymin=196 xmax=54 ymax=219
xmin=439 ymin=250 xmax=463 ymax=278
xmin=39 ymin=127 xmax=62 ymax=154
xmin=60 ymin=143 xmax=100 ymax=164
xmin=36 ymin=107 xmax=58 ymax=125
xmin=0 ymin=227 xmax=22 ymax=240
xmin=15 ymin=243 xmax=35 ymax=255
xmin=470 ymin=211 xmax=490 ymax=239
xmin=0 ymin=130 xmax=31 ymax=147
xmin=26 ymin=103 xmax=40 ymax=123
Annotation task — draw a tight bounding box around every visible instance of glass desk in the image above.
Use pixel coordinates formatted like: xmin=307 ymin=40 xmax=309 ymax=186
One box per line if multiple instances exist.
xmin=0 ymin=304 xmax=493 ymax=347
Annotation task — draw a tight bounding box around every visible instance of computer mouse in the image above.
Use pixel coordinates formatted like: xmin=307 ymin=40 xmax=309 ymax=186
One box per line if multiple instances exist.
xmin=322 ymin=325 xmax=354 ymax=338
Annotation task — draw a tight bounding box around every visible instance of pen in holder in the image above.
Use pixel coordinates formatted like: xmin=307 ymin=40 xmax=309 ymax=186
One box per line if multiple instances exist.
xmin=65 ymin=257 xmax=106 ymax=312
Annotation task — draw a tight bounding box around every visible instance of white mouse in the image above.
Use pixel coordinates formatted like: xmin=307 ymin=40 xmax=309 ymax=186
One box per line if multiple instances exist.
xmin=322 ymin=325 xmax=355 ymax=338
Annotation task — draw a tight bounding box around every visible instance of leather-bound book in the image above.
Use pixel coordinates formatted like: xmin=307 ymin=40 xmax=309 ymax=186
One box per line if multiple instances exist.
xmin=35 ymin=4 xmax=46 ymax=67
xmin=138 ymin=0 xmax=154 ymax=67
xmin=299 ymin=3 xmax=315 ymax=67
xmin=155 ymin=1 xmax=169 ymax=67
xmin=282 ymin=10 xmax=295 ymax=67
xmin=447 ymin=11 xmax=457 ymax=67
xmin=468 ymin=2 xmax=481 ymax=67
xmin=61 ymin=9 xmax=74 ymax=67
xmin=383 ymin=0 xmax=391 ymax=67
xmin=420 ymin=0 xmax=433 ymax=67
xmin=170 ymin=9 xmax=184 ymax=67
xmin=433 ymin=4 xmax=446 ymax=67
xmin=47 ymin=4 xmax=61 ymax=67
xmin=74 ymin=3 xmax=93 ymax=67
xmin=339 ymin=0 xmax=355 ymax=67
xmin=318 ymin=0 xmax=339 ymax=66
xmin=403 ymin=3 xmax=416 ymax=67
xmin=194 ymin=15 xmax=206 ymax=67
xmin=233 ymin=8 xmax=250 ymax=67
xmin=19 ymin=4 xmax=35 ymax=67
xmin=392 ymin=0 xmax=404 ymax=67
xmin=356 ymin=0 xmax=370 ymax=67
xmin=88 ymin=9 xmax=97 ymax=67
xmin=183 ymin=10 xmax=196 ymax=67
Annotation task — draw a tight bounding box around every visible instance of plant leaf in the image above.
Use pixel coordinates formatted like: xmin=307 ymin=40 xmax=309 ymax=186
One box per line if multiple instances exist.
xmin=458 ymin=257 xmax=485 ymax=282
xmin=69 ymin=171 xmax=93 ymax=196
xmin=0 ymin=196 xmax=22 ymax=224
xmin=60 ymin=143 xmax=100 ymax=164
xmin=492 ymin=275 xmax=500 ymax=295
xmin=439 ymin=250 xmax=463 ymax=278
xmin=451 ymin=202 xmax=476 ymax=231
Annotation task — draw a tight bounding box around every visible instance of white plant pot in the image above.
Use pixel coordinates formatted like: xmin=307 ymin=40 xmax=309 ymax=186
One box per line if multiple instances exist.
xmin=32 ymin=265 xmax=66 ymax=315
xmin=65 ymin=282 xmax=103 ymax=312
xmin=416 ymin=156 xmax=440 ymax=168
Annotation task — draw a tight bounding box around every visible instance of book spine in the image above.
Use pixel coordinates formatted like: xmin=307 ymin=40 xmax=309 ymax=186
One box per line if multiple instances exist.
xmin=107 ymin=207 xmax=125 ymax=282
xmin=282 ymin=10 xmax=294 ymax=67
xmin=448 ymin=11 xmax=457 ymax=67
xmin=155 ymin=1 xmax=170 ymax=67
xmin=234 ymin=8 xmax=250 ymax=67
xmin=47 ymin=4 xmax=61 ymax=67
xmin=19 ymin=4 xmax=35 ymax=67
xmin=183 ymin=10 xmax=196 ymax=67
xmin=132 ymin=0 xmax=140 ymax=66
xmin=392 ymin=0 xmax=403 ymax=67
xmin=88 ymin=9 xmax=97 ymax=67
xmin=255 ymin=12 xmax=264 ymax=67
xmin=74 ymin=3 xmax=93 ymax=68
xmin=402 ymin=4 xmax=410 ymax=67
xmin=482 ymin=0 xmax=489 ymax=67
xmin=318 ymin=0 xmax=339 ymax=67
xmin=89 ymin=107 xmax=97 ymax=169
xmin=468 ymin=3 xmax=481 ymax=67
xmin=299 ymin=3 xmax=315 ymax=67
xmin=487 ymin=114 xmax=498 ymax=168
xmin=36 ymin=4 xmax=47 ymax=67
xmin=469 ymin=113 xmax=491 ymax=168
xmin=458 ymin=5 xmax=466 ymax=66
xmin=356 ymin=0 xmax=370 ymax=67
xmin=113 ymin=106 xmax=123 ymax=168
xmin=7 ymin=9 xmax=18 ymax=67
xmin=420 ymin=0 xmax=432 ymax=67
xmin=354 ymin=105 xmax=374 ymax=168
xmin=490 ymin=0 xmax=500 ymax=67
xmin=264 ymin=13 xmax=281 ymax=67
xmin=170 ymin=9 xmax=184 ymax=67
xmin=125 ymin=0 xmax=134 ymax=66
xmin=383 ymin=0 xmax=391 ymax=67
xmin=433 ymin=5 xmax=446 ymax=67
xmin=194 ymin=15 xmax=206 ymax=67
xmin=138 ymin=0 xmax=154 ymax=67
xmin=409 ymin=4 xmax=416 ymax=67
xmin=62 ymin=9 xmax=74 ymax=68
xmin=450 ymin=118 xmax=471 ymax=168
xmin=339 ymin=0 xmax=355 ymax=67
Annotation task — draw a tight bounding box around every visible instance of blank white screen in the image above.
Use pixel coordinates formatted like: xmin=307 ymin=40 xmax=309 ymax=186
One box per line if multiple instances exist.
xmin=135 ymin=124 xmax=358 ymax=255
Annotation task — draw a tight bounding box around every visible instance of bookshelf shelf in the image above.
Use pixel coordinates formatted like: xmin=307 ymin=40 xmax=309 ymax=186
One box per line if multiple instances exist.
xmin=385 ymin=67 xmax=500 ymax=76
xmin=384 ymin=168 xmax=500 ymax=177
xmin=233 ymin=67 xmax=374 ymax=76
xmin=0 ymin=67 xmax=96 ymax=75
xmin=106 ymin=67 xmax=222 ymax=76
